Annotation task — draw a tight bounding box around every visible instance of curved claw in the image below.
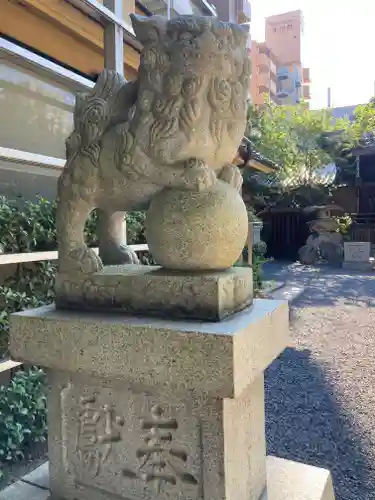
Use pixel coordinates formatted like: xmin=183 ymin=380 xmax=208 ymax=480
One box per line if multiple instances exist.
xmin=60 ymin=247 xmax=103 ymax=274
xmin=219 ymin=164 xmax=243 ymax=192
xmin=182 ymin=158 xmax=217 ymax=192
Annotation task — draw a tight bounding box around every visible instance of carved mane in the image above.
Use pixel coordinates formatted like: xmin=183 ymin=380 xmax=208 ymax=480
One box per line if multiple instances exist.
xmin=130 ymin=14 xmax=250 ymax=164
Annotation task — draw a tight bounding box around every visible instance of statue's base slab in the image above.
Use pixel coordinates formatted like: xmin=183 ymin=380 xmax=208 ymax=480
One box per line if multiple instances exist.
xmin=55 ymin=264 xmax=253 ymax=321
xmin=342 ymin=260 xmax=373 ymax=272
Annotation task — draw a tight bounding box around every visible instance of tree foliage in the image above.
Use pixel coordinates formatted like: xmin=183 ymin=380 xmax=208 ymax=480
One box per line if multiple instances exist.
xmin=318 ymin=100 xmax=375 ymax=185
xmin=246 ymin=101 xmax=337 ymax=184
xmin=244 ymin=98 xmax=375 ymax=207
xmin=244 ymin=102 xmax=340 ymax=207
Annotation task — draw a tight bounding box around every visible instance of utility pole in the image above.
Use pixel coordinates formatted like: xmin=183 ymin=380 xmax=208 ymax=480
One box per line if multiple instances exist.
xmin=327 ymin=87 xmax=331 ymax=108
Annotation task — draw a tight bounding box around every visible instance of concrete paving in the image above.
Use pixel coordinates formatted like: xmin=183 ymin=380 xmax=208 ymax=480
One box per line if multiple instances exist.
xmin=0 ymin=463 xmax=49 ymax=500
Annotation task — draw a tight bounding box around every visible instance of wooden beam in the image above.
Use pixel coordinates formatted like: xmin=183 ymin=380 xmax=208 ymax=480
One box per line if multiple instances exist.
xmin=249 ymin=159 xmax=275 ymax=174
xmin=0 ymin=246 xmax=149 ymax=266
xmin=1 ymin=0 xmax=140 ymax=77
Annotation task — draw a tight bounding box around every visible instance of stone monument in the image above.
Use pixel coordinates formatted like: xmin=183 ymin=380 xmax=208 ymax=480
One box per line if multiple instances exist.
xmin=343 ymin=241 xmax=373 ymax=271
xmin=10 ymin=14 xmax=335 ymax=500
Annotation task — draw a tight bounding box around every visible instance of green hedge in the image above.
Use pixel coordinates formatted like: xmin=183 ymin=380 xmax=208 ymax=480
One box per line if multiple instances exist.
xmin=0 ymin=368 xmax=47 ymax=482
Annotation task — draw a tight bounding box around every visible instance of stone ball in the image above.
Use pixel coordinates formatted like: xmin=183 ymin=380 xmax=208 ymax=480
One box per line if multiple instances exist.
xmin=145 ymin=180 xmax=248 ymax=271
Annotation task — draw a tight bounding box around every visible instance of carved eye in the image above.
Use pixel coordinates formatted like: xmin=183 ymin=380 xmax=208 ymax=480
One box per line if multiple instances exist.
xmin=83 ymin=100 xmax=106 ymax=125
xmin=182 ymin=77 xmax=200 ymax=97
xmin=179 ymin=32 xmax=193 ymax=42
xmin=88 ymin=108 xmax=101 ymax=123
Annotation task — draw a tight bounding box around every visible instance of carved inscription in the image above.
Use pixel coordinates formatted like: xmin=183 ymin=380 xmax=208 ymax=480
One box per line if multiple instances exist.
xmin=122 ymin=404 xmax=198 ymax=493
xmin=76 ymin=395 xmax=125 ymax=476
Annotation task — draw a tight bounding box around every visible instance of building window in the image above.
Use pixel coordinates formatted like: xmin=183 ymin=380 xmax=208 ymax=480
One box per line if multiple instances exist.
xmin=140 ymin=0 xmax=214 ymax=17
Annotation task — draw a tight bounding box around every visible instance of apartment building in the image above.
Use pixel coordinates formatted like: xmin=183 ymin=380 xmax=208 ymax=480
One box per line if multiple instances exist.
xmin=250 ymin=41 xmax=279 ymax=106
xmin=209 ymin=0 xmax=251 ymax=23
xmin=265 ymin=10 xmax=311 ymax=104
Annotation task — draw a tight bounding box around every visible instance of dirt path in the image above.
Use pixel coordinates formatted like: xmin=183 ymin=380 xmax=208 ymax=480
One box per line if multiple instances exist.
xmin=263 ymin=262 xmax=375 ymax=500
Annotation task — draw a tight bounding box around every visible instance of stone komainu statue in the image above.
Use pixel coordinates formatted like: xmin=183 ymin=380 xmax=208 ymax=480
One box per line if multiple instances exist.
xmin=57 ymin=14 xmax=251 ymax=274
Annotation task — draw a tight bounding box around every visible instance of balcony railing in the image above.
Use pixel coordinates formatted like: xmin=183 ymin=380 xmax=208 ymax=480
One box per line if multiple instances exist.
xmin=302 ymin=67 xmax=311 ymax=84
xmin=303 ymin=85 xmax=311 ymax=100
xmin=276 ymin=67 xmax=289 ymax=80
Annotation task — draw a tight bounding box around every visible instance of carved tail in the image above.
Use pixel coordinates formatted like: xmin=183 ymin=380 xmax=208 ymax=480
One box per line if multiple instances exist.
xmin=64 ymin=70 xmax=136 ymax=168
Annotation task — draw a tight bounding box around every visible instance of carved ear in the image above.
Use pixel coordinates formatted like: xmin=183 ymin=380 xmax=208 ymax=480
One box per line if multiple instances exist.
xmin=232 ymin=23 xmax=250 ymax=47
xmin=130 ymin=14 xmax=167 ymax=45
xmin=239 ymin=23 xmax=250 ymax=34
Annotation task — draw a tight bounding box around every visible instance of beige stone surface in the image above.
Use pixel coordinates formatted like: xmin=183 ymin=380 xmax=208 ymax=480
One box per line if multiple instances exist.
xmin=55 ymin=264 xmax=254 ymax=321
xmin=10 ymin=299 xmax=289 ymax=399
xmin=263 ymin=456 xmax=335 ymax=500
xmin=145 ymin=180 xmax=248 ymax=271
xmin=47 ymin=371 xmax=266 ymax=500
xmin=0 ymin=480 xmax=50 ymax=500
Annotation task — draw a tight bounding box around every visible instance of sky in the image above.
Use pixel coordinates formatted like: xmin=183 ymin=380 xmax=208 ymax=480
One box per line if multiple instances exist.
xmin=250 ymin=0 xmax=375 ymax=110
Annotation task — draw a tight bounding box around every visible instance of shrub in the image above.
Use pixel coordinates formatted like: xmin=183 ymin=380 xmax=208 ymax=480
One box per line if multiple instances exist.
xmin=252 ymin=252 xmax=265 ymax=292
xmin=236 ymin=245 xmax=265 ymax=294
xmin=253 ymin=240 xmax=267 ymax=257
xmin=0 ymin=368 xmax=47 ymax=480
xmin=334 ymin=214 xmax=353 ymax=239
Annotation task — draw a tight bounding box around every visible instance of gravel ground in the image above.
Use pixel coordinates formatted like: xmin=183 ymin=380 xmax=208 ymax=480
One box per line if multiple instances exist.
xmin=263 ymin=262 xmax=375 ymax=500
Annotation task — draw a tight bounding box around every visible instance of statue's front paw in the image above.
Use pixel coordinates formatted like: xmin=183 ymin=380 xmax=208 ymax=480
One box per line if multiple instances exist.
xmin=219 ymin=164 xmax=243 ymax=192
xmin=118 ymin=245 xmax=140 ymax=265
xmin=100 ymin=244 xmax=140 ymax=266
xmin=184 ymin=159 xmax=217 ymax=192
xmin=61 ymin=247 xmax=103 ymax=274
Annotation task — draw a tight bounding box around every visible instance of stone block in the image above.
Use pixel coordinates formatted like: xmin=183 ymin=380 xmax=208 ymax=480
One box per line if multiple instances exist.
xmin=263 ymin=456 xmax=335 ymax=500
xmin=344 ymin=241 xmax=371 ymax=262
xmin=47 ymin=371 xmax=266 ymax=500
xmin=0 ymin=480 xmax=50 ymax=500
xmin=55 ymin=265 xmax=253 ymax=321
xmin=10 ymin=300 xmax=289 ymax=500
xmin=22 ymin=462 xmax=50 ymax=490
xmin=10 ymin=300 xmax=289 ymax=399
xmin=342 ymin=260 xmax=373 ymax=272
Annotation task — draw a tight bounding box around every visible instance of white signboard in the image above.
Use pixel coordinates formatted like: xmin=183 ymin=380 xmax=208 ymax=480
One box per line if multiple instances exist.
xmin=344 ymin=242 xmax=371 ymax=262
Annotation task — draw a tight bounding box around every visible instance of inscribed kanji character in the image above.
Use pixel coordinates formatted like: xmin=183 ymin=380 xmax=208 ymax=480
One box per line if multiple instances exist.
xmin=123 ymin=405 xmax=197 ymax=493
xmin=76 ymin=395 xmax=124 ymax=476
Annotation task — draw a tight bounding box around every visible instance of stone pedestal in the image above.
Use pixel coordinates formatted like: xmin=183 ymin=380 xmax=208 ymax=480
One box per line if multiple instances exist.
xmin=10 ymin=300 xmax=335 ymax=500
xmin=55 ymin=265 xmax=253 ymax=321
xmin=343 ymin=242 xmax=373 ymax=271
